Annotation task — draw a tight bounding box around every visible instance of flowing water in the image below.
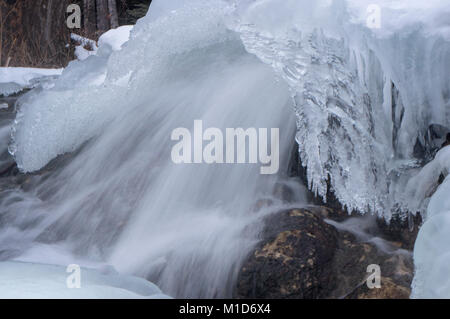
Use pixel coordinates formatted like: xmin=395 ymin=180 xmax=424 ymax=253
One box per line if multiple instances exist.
xmin=0 ymin=29 xmax=307 ymax=298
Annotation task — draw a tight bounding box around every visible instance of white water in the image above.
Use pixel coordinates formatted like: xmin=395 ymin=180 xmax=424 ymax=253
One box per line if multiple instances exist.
xmin=1 ymin=0 xmax=450 ymax=298
xmin=1 ymin=0 xmax=306 ymax=298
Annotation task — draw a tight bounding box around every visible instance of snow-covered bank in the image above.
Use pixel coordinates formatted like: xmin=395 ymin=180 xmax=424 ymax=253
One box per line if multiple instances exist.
xmin=411 ymin=147 xmax=450 ymax=298
xmin=72 ymin=25 xmax=133 ymax=60
xmin=0 ymin=26 xmax=133 ymax=98
xmin=0 ymin=261 xmax=170 ymax=299
xmin=0 ymin=67 xmax=62 ymax=97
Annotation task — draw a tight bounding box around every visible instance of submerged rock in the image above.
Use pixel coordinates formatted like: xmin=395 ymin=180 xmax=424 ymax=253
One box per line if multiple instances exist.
xmin=329 ymin=230 xmax=413 ymax=299
xmin=236 ymin=207 xmax=415 ymax=299
xmin=236 ymin=208 xmax=338 ymax=299
xmin=376 ymin=214 xmax=422 ymax=251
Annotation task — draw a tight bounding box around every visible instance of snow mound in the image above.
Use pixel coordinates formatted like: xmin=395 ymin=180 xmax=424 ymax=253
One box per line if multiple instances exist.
xmin=98 ymin=25 xmax=134 ymax=51
xmin=0 ymin=67 xmax=62 ymax=96
xmin=72 ymin=26 xmax=133 ymax=61
xmin=0 ymin=261 xmax=170 ymax=299
xmin=411 ymin=147 xmax=450 ymax=298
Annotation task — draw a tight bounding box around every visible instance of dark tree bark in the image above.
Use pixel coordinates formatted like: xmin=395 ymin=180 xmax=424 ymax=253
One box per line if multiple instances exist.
xmin=117 ymin=0 xmax=151 ymax=26
xmin=82 ymin=0 xmax=119 ymax=37
xmin=83 ymin=0 xmax=96 ymax=37
xmin=107 ymin=0 xmax=118 ymax=29
xmin=0 ymin=0 xmax=72 ymax=67
xmin=0 ymin=0 xmax=135 ymax=67
xmin=96 ymin=0 xmax=109 ymax=33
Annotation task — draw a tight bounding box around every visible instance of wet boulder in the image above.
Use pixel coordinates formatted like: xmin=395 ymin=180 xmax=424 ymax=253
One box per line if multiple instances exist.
xmin=328 ymin=230 xmax=413 ymax=299
xmin=236 ymin=207 xmax=415 ymax=299
xmin=235 ymin=208 xmax=338 ymax=299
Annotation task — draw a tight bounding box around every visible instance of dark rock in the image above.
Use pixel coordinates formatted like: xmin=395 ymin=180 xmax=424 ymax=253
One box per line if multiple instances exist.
xmin=376 ymin=214 xmax=422 ymax=250
xmin=329 ymin=230 xmax=413 ymax=299
xmin=236 ymin=207 xmax=415 ymax=299
xmin=345 ymin=277 xmax=411 ymax=299
xmin=272 ymin=182 xmax=295 ymax=203
xmin=0 ymin=162 xmax=19 ymax=178
xmin=414 ymin=124 xmax=449 ymax=162
xmin=235 ymin=208 xmax=338 ymax=299
xmin=118 ymin=0 xmax=152 ymax=25
xmin=0 ymin=96 xmax=19 ymax=109
xmin=0 ymin=249 xmax=21 ymax=261
xmin=441 ymin=133 xmax=450 ymax=149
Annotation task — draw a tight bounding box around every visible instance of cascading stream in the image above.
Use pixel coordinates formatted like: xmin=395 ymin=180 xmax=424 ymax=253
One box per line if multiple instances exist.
xmin=0 ymin=1 xmax=306 ymax=298
xmin=1 ymin=0 xmax=449 ymax=298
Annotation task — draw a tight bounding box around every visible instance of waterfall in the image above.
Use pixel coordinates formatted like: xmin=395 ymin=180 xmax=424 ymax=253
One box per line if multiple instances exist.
xmin=1 ymin=0 xmax=306 ymax=298
xmin=1 ymin=0 xmax=449 ymax=298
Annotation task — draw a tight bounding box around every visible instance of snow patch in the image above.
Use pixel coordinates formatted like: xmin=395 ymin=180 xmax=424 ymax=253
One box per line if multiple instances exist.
xmin=71 ymin=26 xmax=133 ymax=61
xmin=98 ymin=25 xmax=134 ymax=51
xmin=0 ymin=67 xmax=62 ymax=96
xmin=412 ymin=147 xmax=450 ymax=298
xmin=0 ymin=261 xmax=170 ymax=299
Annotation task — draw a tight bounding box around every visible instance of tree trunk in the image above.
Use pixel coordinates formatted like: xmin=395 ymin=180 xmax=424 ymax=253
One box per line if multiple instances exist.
xmin=83 ymin=0 xmax=96 ymax=37
xmin=96 ymin=0 xmax=109 ymax=33
xmin=0 ymin=0 xmax=139 ymax=67
xmin=0 ymin=0 xmax=72 ymax=67
xmin=43 ymin=0 xmax=55 ymax=52
xmin=107 ymin=0 xmax=118 ymax=29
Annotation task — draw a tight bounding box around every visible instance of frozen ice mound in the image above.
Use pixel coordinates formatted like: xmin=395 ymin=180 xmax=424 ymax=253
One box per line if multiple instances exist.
xmin=411 ymin=147 xmax=450 ymax=298
xmin=10 ymin=0 xmax=231 ymax=173
xmin=0 ymin=261 xmax=170 ymax=299
xmin=98 ymin=25 xmax=134 ymax=51
xmin=72 ymin=25 xmax=133 ymax=61
xmin=0 ymin=67 xmax=62 ymax=97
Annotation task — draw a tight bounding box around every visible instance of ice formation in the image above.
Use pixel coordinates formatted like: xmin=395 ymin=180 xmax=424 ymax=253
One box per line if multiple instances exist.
xmin=0 ymin=67 xmax=62 ymax=96
xmin=411 ymin=147 xmax=450 ymax=298
xmin=71 ymin=33 xmax=99 ymax=61
xmin=71 ymin=26 xmax=133 ymax=61
xmin=229 ymin=0 xmax=450 ymax=216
